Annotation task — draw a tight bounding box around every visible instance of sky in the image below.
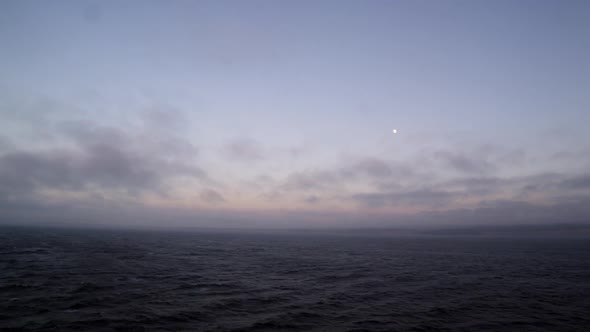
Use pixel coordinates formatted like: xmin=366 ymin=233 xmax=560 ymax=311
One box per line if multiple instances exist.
xmin=1 ymin=0 xmax=589 ymax=229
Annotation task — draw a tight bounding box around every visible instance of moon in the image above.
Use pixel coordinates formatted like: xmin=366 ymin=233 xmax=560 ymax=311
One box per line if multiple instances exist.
xmin=392 ymin=129 xmax=397 ymax=134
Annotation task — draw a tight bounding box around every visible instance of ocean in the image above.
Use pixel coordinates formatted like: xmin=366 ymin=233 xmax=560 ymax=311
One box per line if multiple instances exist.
xmin=1 ymin=226 xmax=589 ymax=331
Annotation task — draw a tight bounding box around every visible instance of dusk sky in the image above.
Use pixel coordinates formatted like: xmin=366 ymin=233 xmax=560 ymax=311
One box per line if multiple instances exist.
xmin=1 ymin=0 xmax=589 ymax=228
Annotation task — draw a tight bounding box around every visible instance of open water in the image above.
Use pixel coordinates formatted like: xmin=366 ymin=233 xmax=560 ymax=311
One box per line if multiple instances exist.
xmin=1 ymin=227 xmax=589 ymax=331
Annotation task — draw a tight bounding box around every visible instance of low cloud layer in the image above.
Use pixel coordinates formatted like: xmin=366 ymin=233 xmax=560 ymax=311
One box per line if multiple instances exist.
xmin=1 ymin=94 xmax=589 ymax=229
xmin=200 ymin=189 xmax=225 ymax=204
xmin=0 ymin=122 xmax=204 ymax=198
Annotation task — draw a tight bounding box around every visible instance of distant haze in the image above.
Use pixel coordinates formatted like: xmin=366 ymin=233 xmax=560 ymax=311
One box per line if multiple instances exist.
xmin=1 ymin=0 xmax=589 ymax=229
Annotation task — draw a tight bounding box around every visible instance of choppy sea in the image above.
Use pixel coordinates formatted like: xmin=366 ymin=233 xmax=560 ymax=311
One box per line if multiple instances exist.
xmin=1 ymin=226 xmax=589 ymax=331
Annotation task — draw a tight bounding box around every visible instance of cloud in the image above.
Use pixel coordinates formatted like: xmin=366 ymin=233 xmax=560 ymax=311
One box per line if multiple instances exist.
xmin=282 ymin=170 xmax=340 ymax=191
xmin=223 ymin=139 xmax=264 ymax=161
xmin=280 ymin=156 xmax=415 ymax=193
xmin=200 ymin=189 xmax=225 ymax=204
xmin=271 ymin=148 xmax=590 ymax=213
xmin=272 ymin=144 xmax=590 ymax=211
xmin=0 ymin=144 xmax=200 ymax=197
xmin=304 ymin=195 xmax=320 ymax=204
xmin=347 ymin=158 xmax=392 ymax=178
xmin=141 ymin=105 xmax=190 ymax=133
xmin=352 ymin=189 xmax=457 ymax=208
xmin=258 ymin=190 xmax=283 ymax=202
xmin=426 ymin=197 xmax=590 ymax=226
xmin=433 ymin=150 xmax=495 ymax=174
xmin=276 ymin=146 xmax=522 ymax=196
xmin=559 ymin=175 xmax=590 ymax=190
xmin=0 ymin=120 xmax=205 ymax=199
xmin=61 ymin=120 xmax=199 ymax=162
xmin=1 ymin=92 xmax=590 ymax=229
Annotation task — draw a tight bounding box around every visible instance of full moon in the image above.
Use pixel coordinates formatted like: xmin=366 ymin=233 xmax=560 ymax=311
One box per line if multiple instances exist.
xmin=392 ymin=129 xmax=397 ymax=134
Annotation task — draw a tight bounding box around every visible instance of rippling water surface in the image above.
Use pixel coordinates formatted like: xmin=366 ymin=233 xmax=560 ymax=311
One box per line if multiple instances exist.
xmin=1 ymin=227 xmax=589 ymax=331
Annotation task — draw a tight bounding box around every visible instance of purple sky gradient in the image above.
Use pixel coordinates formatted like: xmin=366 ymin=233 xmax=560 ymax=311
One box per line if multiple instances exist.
xmin=1 ymin=0 xmax=589 ymax=228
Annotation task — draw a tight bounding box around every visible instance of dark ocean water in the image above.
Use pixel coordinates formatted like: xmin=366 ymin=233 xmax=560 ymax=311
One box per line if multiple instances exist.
xmin=1 ymin=227 xmax=589 ymax=331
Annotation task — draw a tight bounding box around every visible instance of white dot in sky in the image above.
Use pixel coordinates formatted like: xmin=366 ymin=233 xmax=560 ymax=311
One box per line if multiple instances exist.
xmin=392 ymin=129 xmax=397 ymax=134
